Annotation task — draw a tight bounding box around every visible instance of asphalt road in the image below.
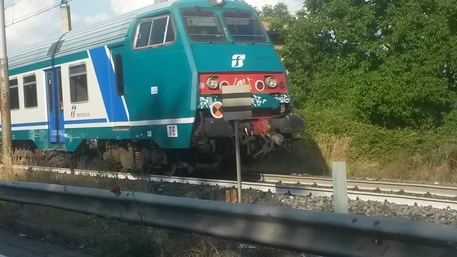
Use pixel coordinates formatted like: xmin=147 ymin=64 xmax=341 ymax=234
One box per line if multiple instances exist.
xmin=0 ymin=229 xmax=90 ymax=257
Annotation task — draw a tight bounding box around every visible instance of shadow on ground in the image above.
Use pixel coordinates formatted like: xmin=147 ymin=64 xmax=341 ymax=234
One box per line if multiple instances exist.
xmin=248 ymin=135 xmax=329 ymax=176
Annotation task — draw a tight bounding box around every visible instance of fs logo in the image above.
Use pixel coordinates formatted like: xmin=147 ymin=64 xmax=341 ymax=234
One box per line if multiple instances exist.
xmin=231 ymin=54 xmax=246 ymax=68
xmin=70 ymin=105 xmax=76 ymax=118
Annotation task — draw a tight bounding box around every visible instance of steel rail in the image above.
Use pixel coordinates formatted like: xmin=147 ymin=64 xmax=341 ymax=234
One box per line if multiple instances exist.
xmin=253 ymin=173 xmax=457 ymax=198
xmin=152 ymin=176 xmax=457 ymax=209
xmin=15 ymin=166 xmax=457 ymax=210
xmin=0 ymin=180 xmax=455 ymax=257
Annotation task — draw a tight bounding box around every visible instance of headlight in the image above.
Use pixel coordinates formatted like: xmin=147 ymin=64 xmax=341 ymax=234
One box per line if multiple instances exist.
xmin=206 ymin=76 xmax=219 ymax=90
xmin=265 ymin=76 xmax=277 ymax=88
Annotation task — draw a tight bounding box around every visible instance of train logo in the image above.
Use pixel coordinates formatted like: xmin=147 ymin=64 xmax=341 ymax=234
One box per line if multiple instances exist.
xmin=70 ymin=106 xmax=76 ymax=118
xmin=231 ymin=54 xmax=246 ymax=68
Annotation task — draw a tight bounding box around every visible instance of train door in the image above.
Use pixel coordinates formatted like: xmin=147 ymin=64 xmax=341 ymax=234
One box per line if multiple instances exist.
xmin=45 ymin=68 xmax=65 ymax=145
xmin=109 ymin=46 xmax=129 ymax=127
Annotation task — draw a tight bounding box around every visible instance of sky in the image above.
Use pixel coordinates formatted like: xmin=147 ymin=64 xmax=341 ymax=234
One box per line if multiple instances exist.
xmin=4 ymin=0 xmax=304 ymax=53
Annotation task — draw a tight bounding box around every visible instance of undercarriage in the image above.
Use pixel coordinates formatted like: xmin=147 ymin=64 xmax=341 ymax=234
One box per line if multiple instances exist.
xmin=82 ymin=113 xmax=305 ymax=175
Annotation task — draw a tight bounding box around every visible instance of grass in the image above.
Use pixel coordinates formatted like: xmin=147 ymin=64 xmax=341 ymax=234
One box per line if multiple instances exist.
xmin=314 ymin=133 xmax=351 ymax=163
xmin=0 ymin=200 xmax=302 ymax=257
xmin=281 ymin=132 xmax=457 ymax=183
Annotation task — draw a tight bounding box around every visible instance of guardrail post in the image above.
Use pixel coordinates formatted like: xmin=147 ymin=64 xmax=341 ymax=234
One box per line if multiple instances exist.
xmin=332 ymin=161 xmax=348 ymax=213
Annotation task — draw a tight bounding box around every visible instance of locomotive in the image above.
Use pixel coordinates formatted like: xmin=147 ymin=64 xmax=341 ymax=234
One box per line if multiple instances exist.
xmin=3 ymin=0 xmax=304 ymax=174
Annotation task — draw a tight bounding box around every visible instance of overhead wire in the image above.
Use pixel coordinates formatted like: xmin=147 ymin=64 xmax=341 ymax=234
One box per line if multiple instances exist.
xmin=5 ymin=0 xmax=74 ymax=27
xmin=5 ymin=0 xmax=27 ymax=10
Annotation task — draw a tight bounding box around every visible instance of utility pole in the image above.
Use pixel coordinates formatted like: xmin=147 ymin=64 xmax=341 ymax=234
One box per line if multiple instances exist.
xmin=60 ymin=0 xmax=72 ymax=33
xmin=0 ymin=0 xmax=12 ymax=171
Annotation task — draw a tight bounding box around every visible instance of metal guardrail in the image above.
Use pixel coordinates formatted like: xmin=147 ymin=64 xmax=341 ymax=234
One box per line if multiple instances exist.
xmin=0 ymin=180 xmax=455 ymax=257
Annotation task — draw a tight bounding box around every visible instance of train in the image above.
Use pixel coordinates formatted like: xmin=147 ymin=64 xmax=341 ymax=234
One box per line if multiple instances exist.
xmin=2 ymin=0 xmax=305 ymax=174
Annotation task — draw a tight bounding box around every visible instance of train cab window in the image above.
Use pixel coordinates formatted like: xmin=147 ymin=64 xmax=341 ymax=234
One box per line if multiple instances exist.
xmin=69 ymin=64 xmax=88 ymax=103
xmin=181 ymin=9 xmax=225 ymax=42
xmin=9 ymin=78 xmax=19 ymax=110
xmin=136 ymin=21 xmax=152 ymax=48
xmin=23 ymin=75 xmax=38 ymax=108
xmin=223 ymin=11 xmax=265 ymax=43
xmin=134 ymin=15 xmax=175 ymax=49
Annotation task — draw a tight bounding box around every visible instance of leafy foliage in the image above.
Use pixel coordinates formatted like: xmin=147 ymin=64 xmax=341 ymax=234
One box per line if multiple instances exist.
xmin=258 ymin=3 xmax=295 ymax=33
xmin=282 ymin=0 xmax=457 ymax=129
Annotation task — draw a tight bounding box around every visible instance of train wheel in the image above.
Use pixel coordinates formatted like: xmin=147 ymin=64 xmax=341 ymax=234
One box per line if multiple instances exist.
xmin=119 ymin=147 xmax=134 ymax=172
xmin=162 ymin=161 xmax=178 ymax=176
xmin=135 ymin=148 xmax=150 ymax=173
xmin=161 ymin=152 xmax=178 ymax=176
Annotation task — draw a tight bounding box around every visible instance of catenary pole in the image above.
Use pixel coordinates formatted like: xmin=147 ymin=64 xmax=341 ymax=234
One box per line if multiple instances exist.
xmin=60 ymin=0 xmax=72 ymax=33
xmin=0 ymin=0 xmax=12 ymax=171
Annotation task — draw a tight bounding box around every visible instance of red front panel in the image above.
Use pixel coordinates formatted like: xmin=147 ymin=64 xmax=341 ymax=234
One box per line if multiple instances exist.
xmin=199 ymin=73 xmax=288 ymax=94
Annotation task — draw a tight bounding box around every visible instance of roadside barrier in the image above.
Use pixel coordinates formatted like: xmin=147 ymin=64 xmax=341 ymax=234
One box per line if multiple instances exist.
xmin=0 ymin=180 xmax=455 ymax=257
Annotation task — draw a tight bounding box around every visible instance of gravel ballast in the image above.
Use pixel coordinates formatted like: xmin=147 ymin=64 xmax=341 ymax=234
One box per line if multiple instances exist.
xmin=148 ymin=181 xmax=457 ymax=226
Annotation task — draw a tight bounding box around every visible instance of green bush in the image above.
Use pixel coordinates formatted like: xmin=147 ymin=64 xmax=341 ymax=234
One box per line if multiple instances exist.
xmin=299 ymin=105 xmax=444 ymax=160
xmin=294 ymin=105 xmax=457 ymax=182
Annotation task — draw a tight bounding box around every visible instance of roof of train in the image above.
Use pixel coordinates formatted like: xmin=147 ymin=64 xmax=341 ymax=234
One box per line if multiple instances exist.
xmin=8 ymin=1 xmax=177 ymax=70
xmin=8 ymin=0 xmax=253 ymax=71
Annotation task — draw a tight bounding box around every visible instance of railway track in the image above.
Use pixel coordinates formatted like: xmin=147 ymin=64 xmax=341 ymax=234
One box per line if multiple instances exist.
xmin=248 ymin=173 xmax=457 ymax=199
xmin=13 ymin=165 xmax=457 ymax=210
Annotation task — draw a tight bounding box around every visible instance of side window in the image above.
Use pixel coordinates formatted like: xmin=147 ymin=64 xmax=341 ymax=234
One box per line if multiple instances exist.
xmin=69 ymin=64 xmax=88 ymax=103
xmin=24 ymin=75 xmax=38 ymax=108
xmin=134 ymin=14 xmax=175 ymax=49
xmin=9 ymin=78 xmax=19 ymax=110
xmin=57 ymin=70 xmax=63 ymax=108
xmin=47 ymin=73 xmax=53 ymax=112
xmin=114 ymin=54 xmax=124 ymax=96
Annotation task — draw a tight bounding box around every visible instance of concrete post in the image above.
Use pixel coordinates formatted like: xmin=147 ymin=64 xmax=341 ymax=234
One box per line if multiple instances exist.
xmin=332 ymin=162 xmax=348 ymax=213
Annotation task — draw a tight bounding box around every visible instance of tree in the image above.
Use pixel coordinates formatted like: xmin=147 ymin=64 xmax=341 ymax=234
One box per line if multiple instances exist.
xmin=282 ymin=0 xmax=457 ymax=129
xmin=259 ymin=3 xmax=289 ymax=17
xmin=234 ymin=0 xmax=259 ymax=12
xmin=259 ymin=3 xmax=294 ymax=33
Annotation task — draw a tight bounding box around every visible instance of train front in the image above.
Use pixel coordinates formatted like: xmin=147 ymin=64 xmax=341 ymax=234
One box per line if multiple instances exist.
xmin=178 ymin=0 xmax=305 ymax=161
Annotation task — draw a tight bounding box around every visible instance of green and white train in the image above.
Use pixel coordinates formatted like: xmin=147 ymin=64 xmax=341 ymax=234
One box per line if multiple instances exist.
xmin=2 ymin=0 xmax=304 ymax=174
